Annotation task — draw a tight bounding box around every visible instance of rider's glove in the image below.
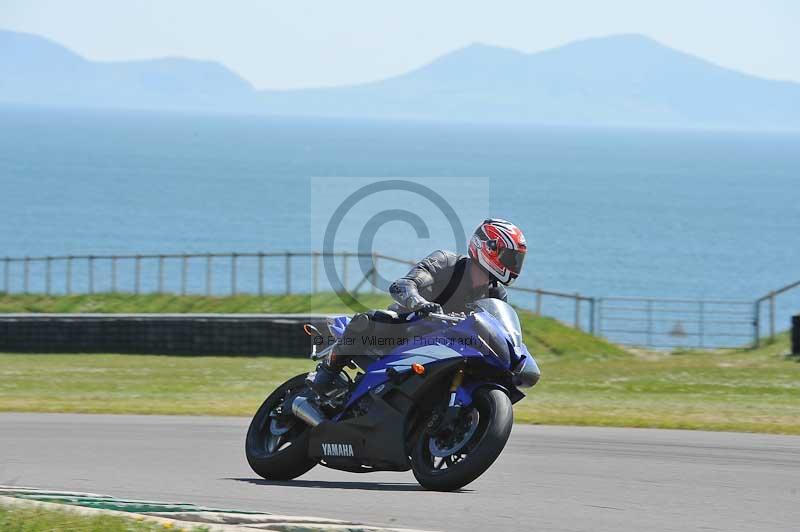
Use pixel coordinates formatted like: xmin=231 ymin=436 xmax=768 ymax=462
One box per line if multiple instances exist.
xmin=405 ymin=295 xmax=443 ymax=316
xmin=414 ymin=302 xmax=444 ymax=316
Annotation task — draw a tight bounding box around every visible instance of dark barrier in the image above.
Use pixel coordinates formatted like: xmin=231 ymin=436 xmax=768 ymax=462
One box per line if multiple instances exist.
xmin=0 ymin=314 xmax=331 ymax=356
xmin=792 ymin=315 xmax=799 ymax=355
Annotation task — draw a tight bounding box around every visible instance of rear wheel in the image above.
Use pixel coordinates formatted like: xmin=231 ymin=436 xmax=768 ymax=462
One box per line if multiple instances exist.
xmin=245 ymin=373 xmax=316 ymax=480
xmin=411 ymin=388 xmax=513 ymax=491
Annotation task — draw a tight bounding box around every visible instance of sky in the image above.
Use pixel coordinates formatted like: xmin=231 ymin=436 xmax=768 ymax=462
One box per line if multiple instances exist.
xmin=2 ymin=0 xmax=799 ymax=90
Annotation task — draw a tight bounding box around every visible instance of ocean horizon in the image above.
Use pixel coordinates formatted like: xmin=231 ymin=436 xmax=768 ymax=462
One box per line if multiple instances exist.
xmin=1 ymin=105 xmax=798 ymax=326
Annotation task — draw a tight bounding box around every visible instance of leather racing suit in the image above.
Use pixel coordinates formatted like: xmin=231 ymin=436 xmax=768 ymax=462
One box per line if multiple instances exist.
xmin=388 ymin=249 xmax=507 ymax=314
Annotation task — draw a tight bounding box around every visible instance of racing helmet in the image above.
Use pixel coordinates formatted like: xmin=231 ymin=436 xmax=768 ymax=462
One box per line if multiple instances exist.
xmin=468 ymin=218 xmax=527 ymax=285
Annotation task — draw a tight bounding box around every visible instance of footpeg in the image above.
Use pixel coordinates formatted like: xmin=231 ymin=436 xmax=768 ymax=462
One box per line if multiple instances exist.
xmin=306 ymin=370 xmax=350 ymax=405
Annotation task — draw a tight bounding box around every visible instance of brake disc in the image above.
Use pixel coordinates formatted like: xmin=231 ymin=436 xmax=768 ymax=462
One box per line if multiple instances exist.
xmin=428 ymin=409 xmax=480 ymax=457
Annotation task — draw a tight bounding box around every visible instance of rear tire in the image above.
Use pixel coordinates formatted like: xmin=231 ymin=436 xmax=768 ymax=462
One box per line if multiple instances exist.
xmin=411 ymin=388 xmax=513 ymax=491
xmin=245 ymin=373 xmax=316 ymax=481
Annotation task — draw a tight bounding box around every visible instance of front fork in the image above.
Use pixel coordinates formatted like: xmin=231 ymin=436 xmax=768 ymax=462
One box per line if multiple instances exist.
xmin=448 ymin=368 xmax=465 ymax=406
xmin=426 ymin=368 xmax=466 ymax=433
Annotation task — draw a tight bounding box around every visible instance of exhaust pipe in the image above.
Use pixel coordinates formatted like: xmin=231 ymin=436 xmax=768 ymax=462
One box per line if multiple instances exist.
xmin=291 ymin=395 xmax=325 ymax=427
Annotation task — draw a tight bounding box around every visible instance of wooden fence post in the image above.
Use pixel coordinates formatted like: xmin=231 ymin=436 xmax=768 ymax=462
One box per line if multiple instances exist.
xmin=88 ymin=255 xmax=95 ymax=294
xmin=66 ymin=256 xmax=73 ymax=295
xmin=597 ymin=298 xmax=604 ymax=336
xmin=3 ymin=257 xmax=9 ymax=294
xmin=753 ymin=300 xmax=761 ymax=348
xmin=111 ymin=256 xmax=118 ymax=293
xmin=134 ymin=255 xmax=141 ymax=295
xmin=285 ymin=253 xmax=292 ymax=295
xmin=181 ymin=254 xmax=188 ymax=295
xmin=574 ymin=293 xmax=581 ymax=330
xmin=45 ymin=257 xmax=52 ymax=296
xmin=23 ymin=256 xmax=30 ymax=294
xmin=699 ymin=301 xmax=705 ymax=348
xmin=158 ymin=255 xmax=165 ymax=293
xmin=769 ymin=292 xmax=776 ymax=341
xmin=206 ymin=254 xmax=212 ymax=296
xmin=231 ymin=253 xmax=238 ymax=295
xmin=258 ymin=253 xmax=264 ymax=296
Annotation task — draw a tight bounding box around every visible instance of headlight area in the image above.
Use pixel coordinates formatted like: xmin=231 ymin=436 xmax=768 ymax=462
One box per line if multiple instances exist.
xmin=512 ymin=354 xmax=541 ymax=388
xmin=473 ymin=313 xmax=512 ymax=366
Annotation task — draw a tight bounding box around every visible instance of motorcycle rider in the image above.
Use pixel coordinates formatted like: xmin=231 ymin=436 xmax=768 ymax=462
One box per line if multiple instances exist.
xmin=310 ymin=218 xmax=527 ymax=398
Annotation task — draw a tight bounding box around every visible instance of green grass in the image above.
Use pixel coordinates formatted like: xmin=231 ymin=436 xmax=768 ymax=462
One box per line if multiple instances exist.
xmin=1 ymin=335 xmax=797 ymax=433
xmin=0 ymin=354 xmax=311 ymax=416
xmin=0 ymin=292 xmax=392 ymax=314
xmin=517 ymin=332 xmax=800 ymax=434
xmin=0 ymin=502 xmax=206 ymax=531
xmin=1 ymin=293 xmax=796 ymax=434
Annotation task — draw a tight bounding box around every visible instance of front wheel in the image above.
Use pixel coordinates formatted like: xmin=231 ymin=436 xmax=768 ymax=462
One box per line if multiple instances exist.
xmin=411 ymin=388 xmax=513 ymax=491
xmin=246 ymin=373 xmax=316 ymax=481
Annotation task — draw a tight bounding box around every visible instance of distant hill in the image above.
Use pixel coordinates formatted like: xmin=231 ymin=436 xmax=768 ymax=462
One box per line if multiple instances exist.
xmin=2 ymin=29 xmax=800 ymax=129
xmin=0 ymin=30 xmax=255 ymax=111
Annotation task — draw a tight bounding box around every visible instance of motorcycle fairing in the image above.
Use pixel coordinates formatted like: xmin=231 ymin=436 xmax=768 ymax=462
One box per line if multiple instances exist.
xmin=308 ymin=356 xmax=464 ymax=471
xmin=339 ymin=323 xmax=485 ymax=412
xmin=309 ymin=306 xmax=537 ymax=471
xmin=338 ymin=312 xmax=523 ymax=412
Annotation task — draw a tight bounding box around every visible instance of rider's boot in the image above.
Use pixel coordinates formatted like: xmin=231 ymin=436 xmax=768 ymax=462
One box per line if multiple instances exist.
xmin=293 ymin=356 xmax=350 ymax=426
xmin=306 ymin=354 xmax=350 ymax=404
xmin=306 ymin=312 xmax=371 ymax=405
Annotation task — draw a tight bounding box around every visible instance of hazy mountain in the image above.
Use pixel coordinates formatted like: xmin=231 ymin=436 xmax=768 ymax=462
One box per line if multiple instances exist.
xmin=0 ymin=29 xmax=255 ymax=111
xmin=257 ymin=35 xmax=800 ymax=128
xmin=2 ymin=29 xmax=800 ymax=129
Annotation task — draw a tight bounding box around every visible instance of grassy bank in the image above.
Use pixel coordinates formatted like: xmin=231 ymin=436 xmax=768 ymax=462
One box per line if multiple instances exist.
xmin=0 ymin=502 xmax=207 ymax=532
xmin=1 ymin=335 xmax=796 ymax=434
xmin=0 ymin=292 xmax=627 ymax=359
xmin=516 ymin=332 xmax=799 ymax=433
xmin=0 ymin=292 xmax=392 ymax=315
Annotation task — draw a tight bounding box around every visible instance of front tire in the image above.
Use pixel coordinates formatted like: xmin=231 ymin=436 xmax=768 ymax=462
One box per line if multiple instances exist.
xmin=411 ymin=388 xmax=513 ymax=491
xmin=246 ymin=373 xmax=316 ymax=481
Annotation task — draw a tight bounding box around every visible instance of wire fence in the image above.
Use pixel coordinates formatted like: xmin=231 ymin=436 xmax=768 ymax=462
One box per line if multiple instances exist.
xmin=597 ymin=297 xmax=755 ymax=349
xmin=0 ymin=251 xmax=594 ymax=332
xmin=1 ymin=252 xmax=393 ymax=297
xmin=754 ymin=279 xmax=800 ymax=347
xmin=2 ymin=251 xmax=797 ymax=349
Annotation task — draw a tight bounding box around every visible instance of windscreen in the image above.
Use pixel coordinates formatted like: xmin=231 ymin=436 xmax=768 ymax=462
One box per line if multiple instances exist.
xmin=473 ymin=298 xmax=523 ymax=346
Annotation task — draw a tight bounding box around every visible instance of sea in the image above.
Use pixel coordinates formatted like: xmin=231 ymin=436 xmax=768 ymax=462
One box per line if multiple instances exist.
xmin=1 ymin=105 xmax=798 ymax=337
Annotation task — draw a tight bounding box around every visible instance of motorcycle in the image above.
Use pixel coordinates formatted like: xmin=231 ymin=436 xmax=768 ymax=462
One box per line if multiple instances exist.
xmin=245 ymin=298 xmax=540 ymax=491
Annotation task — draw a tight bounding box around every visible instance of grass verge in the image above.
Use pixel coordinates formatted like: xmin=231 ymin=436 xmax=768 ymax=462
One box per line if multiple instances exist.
xmin=516 ymin=332 xmax=799 ymax=433
xmin=0 ymin=502 xmax=207 ymax=532
xmin=1 ymin=334 xmax=797 ymax=434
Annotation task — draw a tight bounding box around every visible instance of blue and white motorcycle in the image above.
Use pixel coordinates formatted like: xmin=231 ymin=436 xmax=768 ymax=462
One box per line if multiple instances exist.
xmin=245 ymin=298 xmax=540 ymax=491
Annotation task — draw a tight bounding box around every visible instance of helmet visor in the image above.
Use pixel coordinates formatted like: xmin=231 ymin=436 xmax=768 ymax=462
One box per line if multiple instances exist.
xmin=498 ymin=248 xmax=525 ymax=275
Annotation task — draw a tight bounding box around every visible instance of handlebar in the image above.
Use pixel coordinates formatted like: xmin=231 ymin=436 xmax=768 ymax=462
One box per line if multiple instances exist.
xmin=425 ymin=312 xmax=465 ymax=323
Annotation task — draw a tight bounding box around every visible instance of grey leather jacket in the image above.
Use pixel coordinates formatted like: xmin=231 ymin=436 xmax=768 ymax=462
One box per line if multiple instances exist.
xmin=389 ymin=250 xmax=507 ymax=314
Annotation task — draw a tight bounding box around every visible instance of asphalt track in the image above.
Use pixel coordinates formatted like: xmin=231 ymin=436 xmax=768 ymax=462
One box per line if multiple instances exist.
xmin=1 ymin=413 xmax=798 ymax=532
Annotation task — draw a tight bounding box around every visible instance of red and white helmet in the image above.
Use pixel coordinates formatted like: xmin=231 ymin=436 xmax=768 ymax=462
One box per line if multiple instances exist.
xmin=468 ymin=218 xmax=527 ymax=285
